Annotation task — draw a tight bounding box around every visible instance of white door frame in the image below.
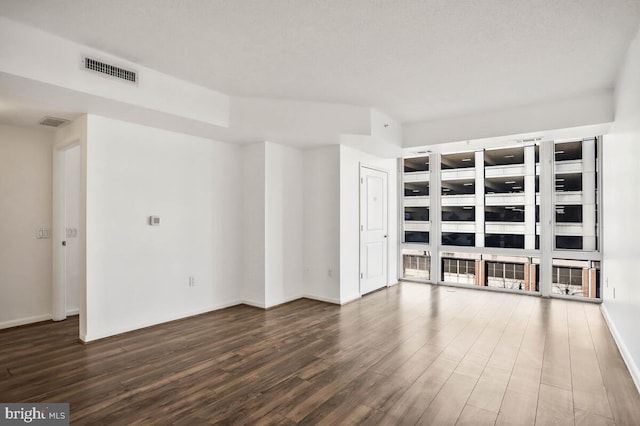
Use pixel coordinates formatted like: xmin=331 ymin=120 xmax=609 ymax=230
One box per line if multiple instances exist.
xmin=52 ymin=140 xmax=81 ymax=321
xmin=359 ymin=163 xmax=389 ymax=295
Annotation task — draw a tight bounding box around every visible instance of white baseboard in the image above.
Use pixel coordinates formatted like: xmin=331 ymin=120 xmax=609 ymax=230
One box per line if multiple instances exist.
xmin=340 ymin=293 xmax=362 ymax=305
xmin=0 ymin=313 xmax=52 ymax=330
xmin=264 ymin=294 xmax=307 ymax=309
xmin=600 ymin=303 xmax=640 ymax=394
xmin=241 ymin=299 xmax=266 ymax=309
xmin=302 ymin=293 xmax=341 ymax=305
xmin=66 ymin=308 xmax=80 ymax=316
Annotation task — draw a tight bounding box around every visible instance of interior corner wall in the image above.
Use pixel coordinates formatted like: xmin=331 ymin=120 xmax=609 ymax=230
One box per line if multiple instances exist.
xmin=264 ymin=142 xmax=304 ymax=308
xmin=0 ymin=124 xmax=54 ymax=328
xmin=302 ymin=145 xmax=341 ymax=304
xmin=339 ymin=145 xmax=398 ymax=304
xmin=602 ymin=26 xmax=640 ymax=389
xmin=84 ymin=115 xmax=243 ymax=341
xmin=241 ymin=142 xmax=266 ymax=307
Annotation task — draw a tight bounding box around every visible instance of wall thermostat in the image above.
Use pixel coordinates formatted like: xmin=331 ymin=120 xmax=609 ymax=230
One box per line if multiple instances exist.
xmin=149 ymin=216 xmax=160 ymax=226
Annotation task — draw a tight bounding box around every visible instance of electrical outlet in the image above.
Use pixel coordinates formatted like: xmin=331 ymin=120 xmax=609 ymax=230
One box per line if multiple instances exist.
xmin=189 ymin=276 xmax=196 ymax=287
xmin=327 ymin=269 xmax=332 ymax=278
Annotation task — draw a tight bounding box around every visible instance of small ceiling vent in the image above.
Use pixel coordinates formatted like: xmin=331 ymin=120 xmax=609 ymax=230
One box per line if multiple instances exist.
xmin=83 ymin=57 xmax=137 ymax=84
xmin=39 ymin=116 xmax=70 ymax=127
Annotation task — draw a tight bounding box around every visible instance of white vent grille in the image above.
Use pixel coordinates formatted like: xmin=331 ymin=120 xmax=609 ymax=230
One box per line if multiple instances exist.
xmin=84 ymin=57 xmax=137 ymax=83
xmin=39 ymin=116 xmax=70 ymax=127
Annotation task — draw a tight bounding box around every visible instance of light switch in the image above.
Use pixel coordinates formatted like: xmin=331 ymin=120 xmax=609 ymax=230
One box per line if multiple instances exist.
xmin=149 ymin=216 xmax=160 ymax=226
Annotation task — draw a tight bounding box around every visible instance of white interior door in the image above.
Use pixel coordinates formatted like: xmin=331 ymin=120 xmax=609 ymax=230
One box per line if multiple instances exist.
xmin=360 ymin=166 xmax=388 ymax=294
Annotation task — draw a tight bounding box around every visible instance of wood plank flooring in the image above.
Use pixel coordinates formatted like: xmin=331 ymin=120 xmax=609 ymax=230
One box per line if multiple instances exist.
xmin=1 ymin=283 xmax=639 ymax=425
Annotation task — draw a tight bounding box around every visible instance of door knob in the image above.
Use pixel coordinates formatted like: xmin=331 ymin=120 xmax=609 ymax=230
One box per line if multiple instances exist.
xmin=62 ymin=241 xmax=67 ymax=246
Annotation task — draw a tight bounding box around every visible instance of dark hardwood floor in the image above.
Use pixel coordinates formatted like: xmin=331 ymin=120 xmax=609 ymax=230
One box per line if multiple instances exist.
xmin=1 ymin=282 xmax=639 ymax=425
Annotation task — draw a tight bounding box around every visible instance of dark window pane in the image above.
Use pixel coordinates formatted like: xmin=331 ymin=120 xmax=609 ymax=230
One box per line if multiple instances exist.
xmin=442 ymin=180 xmax=475 ymax=195
xmin=556 ymin=236 xmax=583 ymax=250
xmin=404 ymin=156 xmax=429 ymax=172
xmin=555 ymin=141 xmax=582 ymax=161
xmin=485 ymin=234 xmax=525 ymax=249
xmin=405 ymin=232 xmax=429 ymax=243
xmin=404 ymin=207 xmax=429 ymax=221
xmin=485 ymin=177 xmax=525 ymax=194
xmin=442 ymin=233 xmax=475 ymax=246
xmin=404 ymin=182 xmax=429 ymax=197
xmin=555 ymin=205 xmax=582 ymax=223
xmin=555 ymin=173 xmax=582 ymax=192
xmin=442 ymin=206 xmax=475 ymax=221
xmin=441 ymin=152 xmax=475 ymax=169
xmin=484 ymin=147 xmax=524 ymax=166
xmin=485 ymin=206 xmax=524 ymax=222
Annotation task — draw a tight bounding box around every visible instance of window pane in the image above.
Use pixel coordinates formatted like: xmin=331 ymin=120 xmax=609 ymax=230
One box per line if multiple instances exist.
xmin=552 ymin=259 xmax=600 ymax=299
xmin=554 ymin=139 xmax=598 ymax=251
xmin=404 ymin=156 xmax=429 ymax=172
xmin=402 ymin=249 xmax=430 ymax=281
xmin=405 ymin=232 xmax=429 ymax=243
xmin=442 ymin=232 xmax=475 ymax=246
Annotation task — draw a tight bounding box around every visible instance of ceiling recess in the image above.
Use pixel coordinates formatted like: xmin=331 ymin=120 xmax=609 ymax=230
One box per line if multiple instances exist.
xmin=83 ymin=57 xmax=137 ymax=84
xmin=39 ymin=116 xmax=70 ymax=127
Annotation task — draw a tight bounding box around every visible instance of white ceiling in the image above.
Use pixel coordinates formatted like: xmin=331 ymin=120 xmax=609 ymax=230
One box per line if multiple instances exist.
xmin=1 ymin=0 xmax=639 ymax=125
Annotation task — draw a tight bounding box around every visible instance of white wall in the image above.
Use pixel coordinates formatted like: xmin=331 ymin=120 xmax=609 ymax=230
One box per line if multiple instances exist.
xmin=84 ymin=115 xmax=242 ymax=341
xmin=0 ymin=124 xmax=53 ymax=328
xmin=404 ymin=89 xmax=614 ymax=147
xmin=241 ymin=142 xmax=266 ymax=307
xmin=602 ymin=26 xmax=640 ymax=389
xmin=339 ymin=145 xmax=398 ymax=304
xmin=303 ymin=146 xmax=341 ymax=303
xmin=63 ymin=144 xmax=81 ymax=314
xmin=264 ymin=142 xmax=304 ymax=307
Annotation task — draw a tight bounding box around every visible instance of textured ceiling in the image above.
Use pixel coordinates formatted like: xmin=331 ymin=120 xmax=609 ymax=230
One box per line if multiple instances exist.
xmin=1 ymin=0 xmax=639 ymax=123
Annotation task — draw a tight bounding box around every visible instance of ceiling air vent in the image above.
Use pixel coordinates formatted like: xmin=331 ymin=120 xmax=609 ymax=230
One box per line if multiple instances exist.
xmin=83 ymin=57 xmax=137 ymax=84
xmin=39 ymin=116 xmax=70 ymax=127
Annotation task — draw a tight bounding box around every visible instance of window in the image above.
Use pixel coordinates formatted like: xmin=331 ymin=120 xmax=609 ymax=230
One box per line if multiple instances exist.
xmin=402 ymin=249 xmax=431 ymax=281
xmin=554 ymin=139 xmax=598 ymax=251
xmin=552 ymin=259 xmax=600 ymax=298
xmin=441 ymin=253 xmax=477 ymax=284
xmin=400 ymin=138 xmax=600 ymax=299
xmin=403 ymin=156 xmax=430 ymax=245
